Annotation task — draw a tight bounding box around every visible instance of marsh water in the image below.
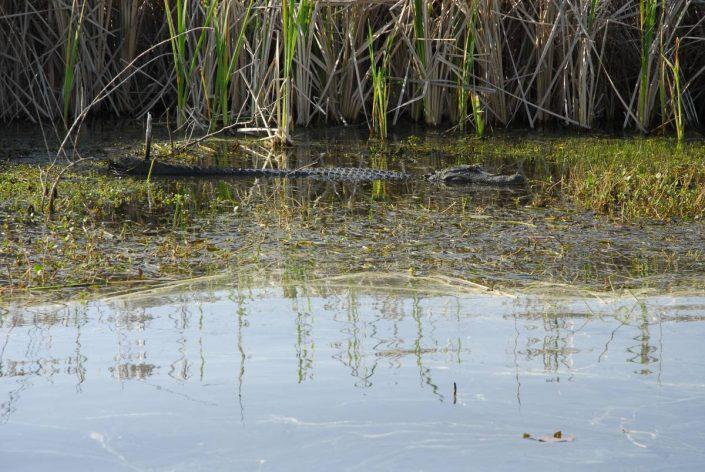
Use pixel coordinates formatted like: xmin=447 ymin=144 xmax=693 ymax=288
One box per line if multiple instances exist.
xmin=1 ymin=277 xmax=705 ymax=470
xmin=2 ymin=126 xmax=705 ymax=469
xmin=3 ymin=125 xmax=705 ymax=292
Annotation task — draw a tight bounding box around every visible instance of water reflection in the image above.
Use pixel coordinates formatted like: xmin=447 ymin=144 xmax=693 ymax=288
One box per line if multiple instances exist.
xmin=0 ymin=286 xmax=691 ymax=396
xmin=1 ymin=284 xmax=704 ymax=469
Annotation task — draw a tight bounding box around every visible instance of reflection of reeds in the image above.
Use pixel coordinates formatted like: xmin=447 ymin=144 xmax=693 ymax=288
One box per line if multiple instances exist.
xmin=1 ymin=1 xmax=704 ymax=139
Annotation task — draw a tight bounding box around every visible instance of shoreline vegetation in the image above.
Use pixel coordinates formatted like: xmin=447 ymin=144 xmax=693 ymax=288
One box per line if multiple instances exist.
xmin=2 ymin=132 xmax=705 ymax=300
xmin=2 ymin=1 xmax=705 ymax=300
xmin=1 ymin=1 xmax=704 ymax=141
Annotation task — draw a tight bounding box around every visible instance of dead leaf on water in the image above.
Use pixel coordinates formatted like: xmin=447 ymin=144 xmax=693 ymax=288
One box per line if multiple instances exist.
xmin=523 ymin=431 xmax=574 ymax=443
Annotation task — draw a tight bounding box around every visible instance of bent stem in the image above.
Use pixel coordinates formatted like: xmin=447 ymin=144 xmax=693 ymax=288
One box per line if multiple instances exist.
xmin=663 ymin=38 xmax=684 ymax=147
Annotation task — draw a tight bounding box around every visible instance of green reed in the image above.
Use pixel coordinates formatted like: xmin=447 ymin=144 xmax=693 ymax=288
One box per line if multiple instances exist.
xmin=62 ymin=0 xmax=86 ymax=127
xmin=163 ymin=0 xmax=188 ymax=126
xmin=663 ymin=38 xmax=684 ymax=145
xmin=458 ymin=4 xmax=483 ymax=137
xmin=212 ymin=0 xmax=253 ymax=127
xmin=367 ymin=24 xmax=389 ymax=139
xmin=277 ymin=0 xmax=313 ymax=144
xmin=412 ymin=0 xmax=429 ymax=122
xmin=637 ymin=0 xmax=658 ymax=130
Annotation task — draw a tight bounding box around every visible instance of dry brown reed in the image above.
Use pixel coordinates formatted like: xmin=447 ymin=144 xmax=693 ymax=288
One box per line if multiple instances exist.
xmin=1 ymin=1 xmax=704 ymax=136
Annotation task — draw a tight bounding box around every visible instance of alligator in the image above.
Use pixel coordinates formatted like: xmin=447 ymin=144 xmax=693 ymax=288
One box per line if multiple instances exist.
xmin=109 ymin=156 xmax=525 ymax=186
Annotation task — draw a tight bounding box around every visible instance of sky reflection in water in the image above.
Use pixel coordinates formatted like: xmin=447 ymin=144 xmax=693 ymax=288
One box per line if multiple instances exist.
xmin=1 ymin=282 xmax=704 ymax=471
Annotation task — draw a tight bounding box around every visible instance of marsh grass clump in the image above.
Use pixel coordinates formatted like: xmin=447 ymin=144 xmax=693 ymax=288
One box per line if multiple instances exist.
xmin=0 ymin=161 xmax=241 ymax=295
xmin=0 ymin=161 xmax=229 ymax=224
xmin=0 ymin=164 xmax=150 ymax=218
xmin=556 ymin=140 xmax=705 ymax=221
xmin=393 ymin=133 xmax=705 ymax=221
xmin=367 ymin=23 xmax=391 ymax=140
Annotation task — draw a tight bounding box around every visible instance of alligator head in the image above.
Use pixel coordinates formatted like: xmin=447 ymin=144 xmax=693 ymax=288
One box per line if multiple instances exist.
xmin=427 ymin=164 xmax=525 ymax=186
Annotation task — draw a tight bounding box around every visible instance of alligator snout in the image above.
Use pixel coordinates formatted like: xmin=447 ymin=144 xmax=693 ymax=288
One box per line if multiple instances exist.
xmin=427 ymin=165 xmax=525 ymax=186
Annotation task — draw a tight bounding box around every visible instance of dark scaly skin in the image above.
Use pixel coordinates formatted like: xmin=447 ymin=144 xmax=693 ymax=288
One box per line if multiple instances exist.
xmin=426 ymin=164 xmax=525 ymax=186
xmin=109 ymin=157 xmax=524 ymax=186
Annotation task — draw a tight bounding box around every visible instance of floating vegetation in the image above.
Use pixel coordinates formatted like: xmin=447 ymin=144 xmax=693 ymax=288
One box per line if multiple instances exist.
xmin=1 ymin=130 xmax=705 ymax=300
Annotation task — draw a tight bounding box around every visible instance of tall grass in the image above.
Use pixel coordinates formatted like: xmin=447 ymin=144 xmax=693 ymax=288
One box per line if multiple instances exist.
xmin=457 ymin=2 xmax=483 ymax=137
xmin=367 ymin=23 xmax=389 ymax=139
xmin=276 ymin=0 xmax=313 ymax=145
xmin=664 ymin=38 xmax=684 ymax=145
xmin=637 ymin=0 xmax=658 ymax=131
xmin=212 ymin=0 xmax=253 ymax=127
xmin=411 ymin=0 xmax=428 ymax=123
xmin=1 ymin=1 xmax=704 ymax=138
xmin=163 ymin=0 xmax=189 ymax=127
xmin=61 ymin=0 xmax=86 ymax=127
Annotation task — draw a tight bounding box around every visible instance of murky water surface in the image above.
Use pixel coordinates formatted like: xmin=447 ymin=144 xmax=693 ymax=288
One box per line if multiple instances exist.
xmin=1 ymin=278 xmax=704 ymax=470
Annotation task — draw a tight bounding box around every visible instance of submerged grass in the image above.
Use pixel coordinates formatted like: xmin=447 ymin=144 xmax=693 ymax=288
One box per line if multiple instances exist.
xmin=1 ymin=131 xmax=705 ymax=301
